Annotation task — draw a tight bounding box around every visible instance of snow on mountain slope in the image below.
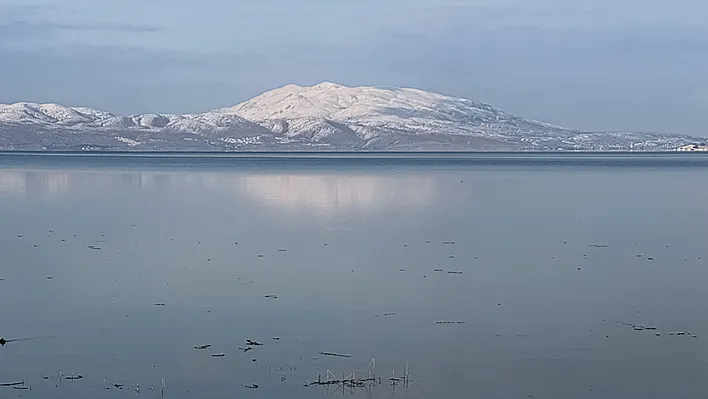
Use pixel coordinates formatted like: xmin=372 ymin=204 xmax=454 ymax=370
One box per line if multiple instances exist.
xmin=0 ymin=83 xmax=696 ymax=151
xmin=229 ymin=82 xmax=514 ymax=129
xmin=0 ymin=102 xmax=112 ymax=125
xmin=225 ymin=82 xmax=582 ymax=148
xmin=0 ymin=102 xmax=267 ymax=135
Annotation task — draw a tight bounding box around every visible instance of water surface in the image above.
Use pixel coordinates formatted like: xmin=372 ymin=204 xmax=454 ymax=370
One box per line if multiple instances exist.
xmin=1 ymin=154 xmax=708 ymax=399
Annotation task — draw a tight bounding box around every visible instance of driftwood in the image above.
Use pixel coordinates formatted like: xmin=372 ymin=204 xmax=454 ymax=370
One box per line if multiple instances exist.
xmin=319 ymin=352 xmax=352 ymax=358
xmin=1 ymin=335 xmax=54 ymax=346
xmin=0 ymin=381 xmax=24 ymax=387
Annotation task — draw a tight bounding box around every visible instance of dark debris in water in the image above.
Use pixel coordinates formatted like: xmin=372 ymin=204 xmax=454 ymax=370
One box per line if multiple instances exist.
xmin=436 ymin=321 xmax=466 ymax=324
xmin=0 ymin=381 xmax=25 ymax=387
xmin=319 ymin=351 xmax=352 ymax=358
xmin=194 ymin=344 xmax=212 ymax=350
xmin=618 ymin=322 xmax=696 ymax=338
xmin=1 ymin=335 xmax=55 ymax=346
xmin=618 ymin=322 xmax=657 ymax=331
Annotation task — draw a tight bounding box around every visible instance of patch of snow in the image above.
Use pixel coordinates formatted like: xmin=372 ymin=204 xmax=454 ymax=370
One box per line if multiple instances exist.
xmin=114 ymin=136 xmax=140 ymax=147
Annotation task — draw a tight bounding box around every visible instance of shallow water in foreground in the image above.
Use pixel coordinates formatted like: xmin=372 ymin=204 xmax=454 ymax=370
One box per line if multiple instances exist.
xmin=1 ymin=154 xmax=708 ymax=399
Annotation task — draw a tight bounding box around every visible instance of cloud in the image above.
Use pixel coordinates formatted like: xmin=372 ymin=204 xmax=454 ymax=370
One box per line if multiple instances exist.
xmin=0 ymin=41 xmax=280 ymax=114
xmin=0 ymin=2 xmax=161 ymax=48
xmin=52 ymin=22 xmax=161 ymax=33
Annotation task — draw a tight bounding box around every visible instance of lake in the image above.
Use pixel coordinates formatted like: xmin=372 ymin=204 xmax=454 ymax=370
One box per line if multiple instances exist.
xmin=1 ymin=153 xmax=708 ymax=399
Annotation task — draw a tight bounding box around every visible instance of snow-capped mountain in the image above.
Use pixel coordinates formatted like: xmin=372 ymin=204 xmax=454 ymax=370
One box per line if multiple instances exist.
xmin=0 ymin=83 xmax=696 ymax=151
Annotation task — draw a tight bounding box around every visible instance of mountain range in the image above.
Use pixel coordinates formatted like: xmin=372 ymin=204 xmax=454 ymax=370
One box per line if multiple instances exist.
xmin=0 ymin=82 xmax=696 ymax=151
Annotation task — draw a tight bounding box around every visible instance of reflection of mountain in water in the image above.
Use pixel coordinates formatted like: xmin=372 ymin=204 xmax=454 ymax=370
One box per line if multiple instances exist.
xmin=236 ymin=174 xmax=438 ymax=212
xmin=0 ymin=170 xmax=440 ymax=212
xmin=0 ymin=170 xmax=146 ymax=200
xmin=0 ymin=171 xmax=25 ymax=198
xmin=0 ymin=170 xmax=72 ymax=200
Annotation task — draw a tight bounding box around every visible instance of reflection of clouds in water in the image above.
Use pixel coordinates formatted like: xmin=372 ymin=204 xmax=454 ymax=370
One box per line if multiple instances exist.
xmin=0 ymin=169 xmax=441 ymax=211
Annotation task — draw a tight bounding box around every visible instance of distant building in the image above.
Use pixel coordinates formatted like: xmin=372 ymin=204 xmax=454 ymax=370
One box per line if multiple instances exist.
xmin=676 ymin=144 xmax=708 ymax=152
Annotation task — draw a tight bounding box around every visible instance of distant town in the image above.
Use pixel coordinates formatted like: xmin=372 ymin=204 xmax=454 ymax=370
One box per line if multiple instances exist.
xmin=676 ymin=144 xmax=708 ymax=152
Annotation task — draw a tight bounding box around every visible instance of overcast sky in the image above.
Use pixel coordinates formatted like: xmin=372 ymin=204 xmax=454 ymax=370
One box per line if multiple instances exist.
xmin=1 ymin=0 xmax=706 ymax=136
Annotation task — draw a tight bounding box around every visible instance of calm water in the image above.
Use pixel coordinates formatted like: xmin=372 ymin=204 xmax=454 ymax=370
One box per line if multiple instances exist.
xmin=1 ymin=153 xmax=708 ymax=399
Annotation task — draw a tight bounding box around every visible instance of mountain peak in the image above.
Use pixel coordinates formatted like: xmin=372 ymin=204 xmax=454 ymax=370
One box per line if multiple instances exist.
xmin=227 ymin=82 xmax=504 ymax=124
xmin=312 ymin=81 xmax=346 ymax=89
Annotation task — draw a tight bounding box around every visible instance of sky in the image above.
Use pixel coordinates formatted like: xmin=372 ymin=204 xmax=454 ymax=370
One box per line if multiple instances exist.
xmin=0 ymin=0 xmax=706 ymax=136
